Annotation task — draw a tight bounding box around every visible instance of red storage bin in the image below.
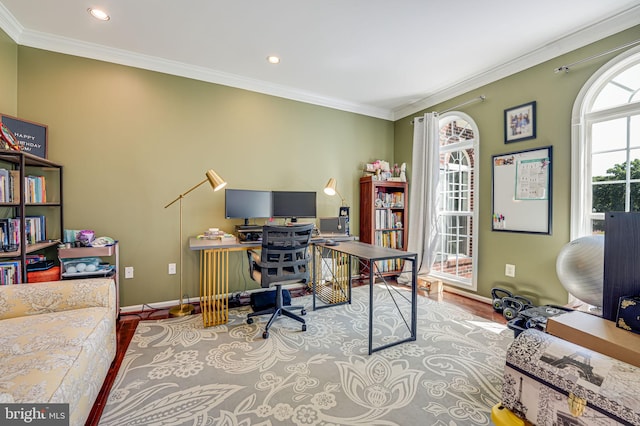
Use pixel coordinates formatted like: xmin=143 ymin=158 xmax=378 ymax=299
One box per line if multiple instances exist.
xmin=27 ymin=266 xmax=61 ymax=283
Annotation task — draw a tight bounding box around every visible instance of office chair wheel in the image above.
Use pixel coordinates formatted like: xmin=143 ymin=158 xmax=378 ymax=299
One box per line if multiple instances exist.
xmin=301 ymin=309 xmax=307 ymax=316
xmin=262 ymin=331 xmax=269 ymax=339
xmin=247 ymin=318 xmax=254 ymax=325
xmin=302 ymin=324 xmax=307 ymax=332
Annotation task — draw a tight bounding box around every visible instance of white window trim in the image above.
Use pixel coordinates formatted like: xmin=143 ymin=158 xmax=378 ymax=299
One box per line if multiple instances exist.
xmin=571 ymin=44 xmax=640 ymax=240
xmin=430 ymin=111 xmax=479 ymax=291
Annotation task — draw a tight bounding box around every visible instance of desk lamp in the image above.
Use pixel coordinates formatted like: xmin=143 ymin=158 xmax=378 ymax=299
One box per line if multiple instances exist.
xmin=164 ymin=169 xmax=227 ymax=317
xmin=323 ymin=178 xmax=347 ymax=206
xmin=324 ymin=178 xmax=350 ymax=234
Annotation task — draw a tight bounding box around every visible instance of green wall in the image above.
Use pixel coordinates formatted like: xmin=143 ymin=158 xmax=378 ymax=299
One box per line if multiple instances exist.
xmin=394 ymin=25 xmax=640 ymax=306
xmin=0 ymin=30 xmax=17 ymax=115
xmin=11 ymin=46 xmax=394 ymax=307
xmin=3 ymin=24 xmax=639 ymax=308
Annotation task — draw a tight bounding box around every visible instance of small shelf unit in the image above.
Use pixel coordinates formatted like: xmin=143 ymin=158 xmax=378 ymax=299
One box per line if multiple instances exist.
xmin=58 ymin=242 xmax=120 ymax=316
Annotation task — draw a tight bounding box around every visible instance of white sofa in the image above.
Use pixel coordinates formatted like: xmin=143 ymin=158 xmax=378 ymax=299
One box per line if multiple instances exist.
xmin=0 ymin=278 xmax=117 ymax=426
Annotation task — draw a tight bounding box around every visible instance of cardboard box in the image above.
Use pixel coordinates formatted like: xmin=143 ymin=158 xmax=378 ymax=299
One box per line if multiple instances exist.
xmin=546 ymin=310 xmax=640 ymax=368
xmin=417 ymin=277 xmax=443 ymax=294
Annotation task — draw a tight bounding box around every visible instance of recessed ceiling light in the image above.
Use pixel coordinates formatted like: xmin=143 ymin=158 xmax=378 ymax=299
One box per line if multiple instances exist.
xmin=88 ymin=8 xmax=110 ymax=21
xmin=267 ymin=56 xmax=280 ymax=64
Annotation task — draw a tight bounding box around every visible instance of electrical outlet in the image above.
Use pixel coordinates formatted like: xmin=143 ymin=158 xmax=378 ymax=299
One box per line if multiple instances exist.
xmin=505 ymin=264 xmax=516 ymax=277
xmin=168 ymin=263 xmax=177 ymax=275
xmin=125 ymin=266 xmax=134 ymax=279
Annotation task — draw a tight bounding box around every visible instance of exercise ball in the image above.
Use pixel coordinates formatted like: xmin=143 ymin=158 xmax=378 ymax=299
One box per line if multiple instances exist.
xmin=556 ymin=235 xmax=604 ymax=307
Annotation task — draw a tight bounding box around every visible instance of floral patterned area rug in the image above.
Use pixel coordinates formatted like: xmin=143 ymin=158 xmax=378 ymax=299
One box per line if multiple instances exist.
xmin=99 ymin=285 xmax=513 ymax=426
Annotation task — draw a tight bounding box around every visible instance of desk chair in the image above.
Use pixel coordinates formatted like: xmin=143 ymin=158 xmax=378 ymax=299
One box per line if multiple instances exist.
xmin=246 ymin=223 xmax=314 ymax=339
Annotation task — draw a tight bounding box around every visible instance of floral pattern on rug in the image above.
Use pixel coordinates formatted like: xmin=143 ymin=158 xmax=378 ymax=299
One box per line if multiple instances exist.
xmin=100 ymin=285 xmax=512 ymax=425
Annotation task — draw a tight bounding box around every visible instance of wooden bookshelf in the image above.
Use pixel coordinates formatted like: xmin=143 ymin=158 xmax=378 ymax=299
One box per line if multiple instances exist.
xmin=359 ymin=176 xmax=408 ymax=275
xmin=0 ymin=150 xmax=63 ymax=283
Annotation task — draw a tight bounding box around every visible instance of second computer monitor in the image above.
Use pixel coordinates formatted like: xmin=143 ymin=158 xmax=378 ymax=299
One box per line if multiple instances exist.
xmin=272 ymin=191 xmax=317 ymax=223
xmin=225 ymin=189 xmax=273 ymax=226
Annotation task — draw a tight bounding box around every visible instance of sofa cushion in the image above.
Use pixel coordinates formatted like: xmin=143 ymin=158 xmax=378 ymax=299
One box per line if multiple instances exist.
xmin=0 ymin=305 xmax=115 ymax=424
xmin=0 ymin=278 xmax=113 ymax=320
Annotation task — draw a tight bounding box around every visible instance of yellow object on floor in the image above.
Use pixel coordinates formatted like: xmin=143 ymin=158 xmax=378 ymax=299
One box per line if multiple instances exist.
xmin=491 ymin=403 xmax=532 ymax=426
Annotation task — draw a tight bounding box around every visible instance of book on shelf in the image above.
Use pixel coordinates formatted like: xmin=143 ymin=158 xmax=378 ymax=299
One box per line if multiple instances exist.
xmin=373 ymin=258 xmax=404 ymax=273
xmin=26 ymin=254 xmax=46 ymax=264
xmin=0 ymin=169 xmax=47 ymax=203
xmin=25 ymin=216 xmax=47 ymax=244
xmin=0 ymin=218 xmax=19 ymax=247
xmin=375 ymin=229 xmax=403 ymax=250
xmin=374 ymin=209 xmax=404 ymax=230
xmin=25 ymin=175 xmax=47 ymax=203
xmin=10 ymin=170 xmax=19 ymax=202
xmin=0 ymin=260 xmax=22 ymax=285
xmin=0 ymin=216 xmax=47 ymax=247
xmin=0 ymin=168 xmax=8 ymax=202
xmin=374 ymin=190 xmax=404 ymax=208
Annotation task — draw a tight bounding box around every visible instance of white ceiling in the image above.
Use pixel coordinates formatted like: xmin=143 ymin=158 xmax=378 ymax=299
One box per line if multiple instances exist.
xmin=0 ymin=1 xmax=639 ymax=120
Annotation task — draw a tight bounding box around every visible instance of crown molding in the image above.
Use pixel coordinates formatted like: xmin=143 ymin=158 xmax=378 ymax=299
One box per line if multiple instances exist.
xmin=4 ymin=22 xmax=393 ymax=121
xmin=1 ymin=3 xmax=637 ymax=123
xmin=0 ymin=2 xmax=22 ymax=41
xmin=392 ymin=4 xmax=640 ymax=121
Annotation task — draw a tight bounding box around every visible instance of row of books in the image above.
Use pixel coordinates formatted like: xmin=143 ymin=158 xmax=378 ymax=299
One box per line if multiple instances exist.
xmin=375 ymin=191 xmax=404 ymax=208
xmin=0 ymin=216 xmax=47 ymax=247
xmin=25 ymin=175 xmax=47 ymax=203
xmin=374 ymin=258 xmax=404 ymax=273
xmin=374 ymin=209 xmax=403 ymax=230
xmin=0 ymin=168 xmax=47 ymax=203
xmin=0 ymin=260 xmax=22 ymax=285
xmin=374 ymin=229 xmax=404 ymax=250
xmin=0 ymin=169 xmax=19 ymax=203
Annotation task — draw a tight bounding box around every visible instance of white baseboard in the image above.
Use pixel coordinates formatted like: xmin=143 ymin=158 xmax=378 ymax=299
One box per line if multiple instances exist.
xmin=119 ymin=283 xmax=307 ymax=314
xmin=442 ymin=285 xmax=493 ymax=305
xmin=120 ymin=282 xmax=492 ymax=313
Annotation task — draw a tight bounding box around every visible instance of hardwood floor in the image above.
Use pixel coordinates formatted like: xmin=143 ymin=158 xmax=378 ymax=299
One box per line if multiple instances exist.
xmin=85 ymin=287 xmax=507 ymax=425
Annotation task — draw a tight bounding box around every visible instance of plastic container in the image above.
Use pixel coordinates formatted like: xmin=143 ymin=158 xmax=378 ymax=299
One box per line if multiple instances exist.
xmin=61 ymin=257 xmax=101 ymax=274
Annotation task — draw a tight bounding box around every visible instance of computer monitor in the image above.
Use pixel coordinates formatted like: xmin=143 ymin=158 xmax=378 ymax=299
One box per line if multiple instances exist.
xmin=272 ymin=191 xmax=317 ymax=223
xmin=225 ymin=189 xmax=272 ymax=226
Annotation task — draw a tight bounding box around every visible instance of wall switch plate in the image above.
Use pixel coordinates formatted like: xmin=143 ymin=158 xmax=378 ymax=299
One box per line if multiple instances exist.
xmin=168 ymin=263 xmax=177 ymax=275
xmin=505 ymin=264 xmax=516 ymax=277
xmin=125 ymin=266 xmax=134 ymax=279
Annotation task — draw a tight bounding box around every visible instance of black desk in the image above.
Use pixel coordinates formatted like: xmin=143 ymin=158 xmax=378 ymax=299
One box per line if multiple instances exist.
xmin=312 ymin=241 xmax=417 ymax=354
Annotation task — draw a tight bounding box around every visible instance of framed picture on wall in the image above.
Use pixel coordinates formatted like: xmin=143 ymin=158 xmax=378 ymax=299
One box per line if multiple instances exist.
xmin=504 ymin=101 xmax=536 ymax=143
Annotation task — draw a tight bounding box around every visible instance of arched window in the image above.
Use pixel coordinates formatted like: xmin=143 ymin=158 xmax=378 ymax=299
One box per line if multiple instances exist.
xmin=430 ymin=113 xmax=479 ymax=289
xmin=571 ymin=47 xmax=640 ymax=238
